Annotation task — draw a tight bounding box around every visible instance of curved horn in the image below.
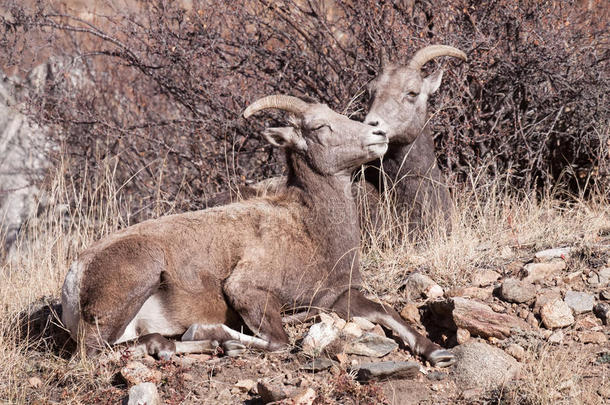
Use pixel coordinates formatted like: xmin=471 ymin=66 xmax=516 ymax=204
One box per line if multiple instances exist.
xmin=243 ymin=95 xmax=309 ymax=119
xmin=407 ymin=45 xmax=467 ymax=71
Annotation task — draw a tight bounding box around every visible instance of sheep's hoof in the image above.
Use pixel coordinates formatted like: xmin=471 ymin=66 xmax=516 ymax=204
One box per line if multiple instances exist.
xmin=428 ymin=349 xmax=456 ymax=368
xmin=222 ymin=340 xmax=246 ymax=357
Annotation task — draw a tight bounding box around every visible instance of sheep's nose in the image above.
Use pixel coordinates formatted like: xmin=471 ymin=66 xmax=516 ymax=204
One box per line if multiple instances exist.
xmin=368 ymin=120 xmax=379 ymax=127
xmin=373 ymin=129 xmax=386 ymax=136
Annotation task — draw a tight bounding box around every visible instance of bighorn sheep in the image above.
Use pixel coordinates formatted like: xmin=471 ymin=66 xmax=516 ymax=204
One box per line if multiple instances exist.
xmin=61 ymin=95 xmax=455 ymax=367
xmin=364 ymin=45 xmax=467 ymax=232
xmin=204 ymin=45 xmax=466 ymax=234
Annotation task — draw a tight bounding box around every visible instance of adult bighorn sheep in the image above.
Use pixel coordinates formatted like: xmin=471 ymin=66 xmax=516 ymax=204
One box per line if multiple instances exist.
xmin=61 ymin=95 xmax=455 ymax=367
xmin=364 ymin=44 xmax=467 ymax=232
xmin=204 ymin=45 xmax=466 ymax=235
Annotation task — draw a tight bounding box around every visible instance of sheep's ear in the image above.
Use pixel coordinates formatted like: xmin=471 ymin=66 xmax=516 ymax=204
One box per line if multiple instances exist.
xmin=262 ymin=127 xmax=307 ymax=151
xmin=422 ymin=69 xmax=444 ymax=95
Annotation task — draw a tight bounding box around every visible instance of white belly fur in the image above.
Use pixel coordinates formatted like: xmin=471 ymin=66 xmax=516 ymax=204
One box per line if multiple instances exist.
xmin=114 ymin=293 xmax=183 ymax=344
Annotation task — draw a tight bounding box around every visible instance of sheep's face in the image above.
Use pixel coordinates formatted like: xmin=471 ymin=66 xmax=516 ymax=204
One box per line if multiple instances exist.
xmin=263 ymin=104 xmax=388 ymax=176
xmin=365 ymin=66 xmax=443 ymax=145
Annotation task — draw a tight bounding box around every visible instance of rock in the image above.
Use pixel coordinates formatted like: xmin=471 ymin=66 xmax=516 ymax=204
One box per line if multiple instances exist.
xmin=121 ymin=361 xmax=162 ymax=386
xmin=563 ymin=271 xmax=582 ymax=284
xmin=472 ymin=269 xmax=501 ymax=287
xmin=534 ymin=247 xmax=572 ymax=261
xmin=318 ymin=312 xmax=335 ymax=325
xmin=400 ymin=303 xmax=421 ymax=325
xmin=27 ymin=377 xmax=42 ymax=388
xmin=258 ymin=381 xmax=289 ymax=403
xmin=578 ymin=331 xmax=608 ymax=344
xmin=445 ymin=286 xmax=493 ymax=300
xmin=302 ymin=322 xmax=339 ymax=355
xmin=427 ymin=371 xmax=447 ymax=381
xmin=505 ymin=344 xmax=525 ymax=361
xmin=564 ymin=291 xmax=595 ymax=314
xmin=593 ymin=302 xmax=610 ymax=325
xmin=342 ymin=322 xmax=363 ymax=338
xmin=548 ymin=330 xmax=564 ymax=344
xmin=456 ymin=328 xmax=471 ymax=344
xmin=301 ymin=358 xmax=336 ymax=372
xmin=499 ymin=278 xmax=537 ymax=303
xmin=540 ymin=299 xmax=574 ymax=329
xmin=533 ymin=289 xmax=562 ymax=315
xmin=291 ymin=387 xmax=316 ymax=405
xmin=588 ymin=267 xmax=610 ymax=287
xmin=451 ymin=341 xmax=520 ymax=390
xmin=351 ymin=316 xmax=375 ymax=331
xmin=352 ymin=361 xmax=421 ymax=381
xmin=344 ymin=332 xmax=398 ymax=357
xmin=234 ymin=379 xmax=256 ymax=393
xmin=127 ymin=382 xmax=160 ymax=405
xmin=523 ymin=260 xmax=566 ymax=283
xmin=369 ymin=324 xmax=385 ymax=337
xmin=429 ymin=297 xmax=530 ymax=339
xmin=404 ymin=273 xmax=444 ymax=299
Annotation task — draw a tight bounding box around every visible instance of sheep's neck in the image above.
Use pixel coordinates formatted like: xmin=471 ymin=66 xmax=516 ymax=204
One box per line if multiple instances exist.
xmin=285 ymin=151 xmax=362 ymax=288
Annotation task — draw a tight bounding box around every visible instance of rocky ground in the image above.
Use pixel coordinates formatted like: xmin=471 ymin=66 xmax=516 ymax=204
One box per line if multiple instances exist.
xmin=16 ymin=239 xmax=609 ymax=404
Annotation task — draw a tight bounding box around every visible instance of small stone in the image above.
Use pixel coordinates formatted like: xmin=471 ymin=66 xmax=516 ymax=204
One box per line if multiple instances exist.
xmin=499 ymin=278 xmax=537 ymax=303
xmin=351 ymin=316 xmax=374 ymax=331
xmin=540 ymin=299 xmax=575 ymax=329
xmin=523 ymin=260 xmax=566 ymax=283
xmin=291 ymin=387 xmax=316 ymax=405
xmin=534 ymin=247 xmax=572 ymax=261
xmin=563 ymin=271 xmax=582 ymax=284
xmin=352 ymin=361 xmax=421 ymax=381
xmin=472 ymin=269 xmax=501 ymax=287
xmin=319 ymin=312 xmax=334 ymax=325
xmin=505 ymin=344 xmax=525 ymax=361
xmin=121 ymin=361 xmax=162 ymax=386
xmin=456 ymin=328 xmax=471 ymax=344
xmin=548 ymin=330 xmax=564 ymax=344
xmin=451 ymin=341 xmax=520 ymax=390
xmin=445 ymin=286 xmax=493 ymax=300
xmin=258 ymin=381 xmax=289 ymax=403
xmin=427 ymin=371 xmax=447 ymax=381
xmin=564 ymin=290 xmax=595 ymax=314
xmin=400 ymin=303 xmax=421 ymax=325
xmin=302 ymin=322 xmax=339 ymax=355
xmin=335 ymin=352 xmax=348 ymax=364
xmin=526 ymin=312 xmax=539 ymax=328
xmin=342 ymin=322 xmax=363 ymax=338
xmin=344 ymin=332 xmax=398 ymax=357
xmin=590 ymin=267 xmax=610 ymax=286
xmin=301 ymin=358 xmax=335 ymax=372
xmin=593 ymin=303 xmax=610 ymax=325
xmin=404 ymin=273 xmax=444 ymax=299
xmin=517 ymin=308 xmax=530 ymax=319
xmin=127 ymin=382 xmax=160 ymax=405
xmin=369 ymin=324 xmax=385 ymax=337
xmin=533 ymin=289 xmax=562 ymax=315
xmin=234 ymin=379 xmax=256 ymax=393
xmin=578 ymin=331 xmax=608 ymax=344
xmin=28 ymin=377 xmax=42 ymax=388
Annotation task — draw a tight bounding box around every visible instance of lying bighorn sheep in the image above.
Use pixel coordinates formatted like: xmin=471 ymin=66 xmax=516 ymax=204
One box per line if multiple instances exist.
xmin=365 ymin=45 xmax=467 ymax=232
xmin=61 ymin=95 xmax=455 ymax=367
xmin=204 ymin=45 xmax=466 ymax=234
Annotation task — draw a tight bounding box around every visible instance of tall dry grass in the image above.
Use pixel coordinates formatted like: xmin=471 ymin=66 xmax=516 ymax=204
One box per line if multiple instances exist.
xmin=0 ymin=152 xmax=608 ymax=403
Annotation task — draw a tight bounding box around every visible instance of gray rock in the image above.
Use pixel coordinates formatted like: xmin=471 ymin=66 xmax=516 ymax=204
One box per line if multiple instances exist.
xmin=127 ymin=382 xmax=160 ymax=405
xmin=300 ymin=358 xmax=336 ymax=372
xmin=499 ymin=278 xmax=536 ymax=303
xmin=593 ymin=303 xmax=609 ymax=325
xmin=588 ymin=267 xmax=610 ymax=287
xmin=451 ymin=341 xmax=520 ymax=390
xmin=352 ymin=361 xmax=421 ymax=381
xmin=540 ymin=299 xmax=574 ymax=329
xmin=344 ymin=332 xmax=398 ymax=357
xmin=404 ymin=272 xmax=444 ymax=299
xmin=523 ymin=260 xmax=566 ymax=283
xmin=257 ymin=381 xmax=289 ymax=404
xmin=563 ymin=291 xmax=595 ymax=314
xmin=533 ymin=289 xmax=562 ymax=315
xmin=301 ymin=322 xmax=339 ymax=356
xmin=472 ymin=269 xmax=501 ymax=287
xmin=534 ymin=247 xmax=572 ymax=261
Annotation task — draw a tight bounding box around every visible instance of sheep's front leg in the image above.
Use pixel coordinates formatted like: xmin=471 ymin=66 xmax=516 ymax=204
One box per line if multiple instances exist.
xmin=332 ymin=289 xmax=455 ymax=367
xmin=223 ymin=271 xmax=289 ymax=351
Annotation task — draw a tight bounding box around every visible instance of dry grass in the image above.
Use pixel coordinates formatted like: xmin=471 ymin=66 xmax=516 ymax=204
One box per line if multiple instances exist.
xmin=0 ymin=154 xmax=608 ymax=403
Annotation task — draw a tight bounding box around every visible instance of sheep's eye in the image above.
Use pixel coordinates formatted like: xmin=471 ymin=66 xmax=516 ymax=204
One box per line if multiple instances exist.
xmin=406 ymin=91 xmax=419 ymax=98
xmin=312 ymin=124 xmax=329 ymax=131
